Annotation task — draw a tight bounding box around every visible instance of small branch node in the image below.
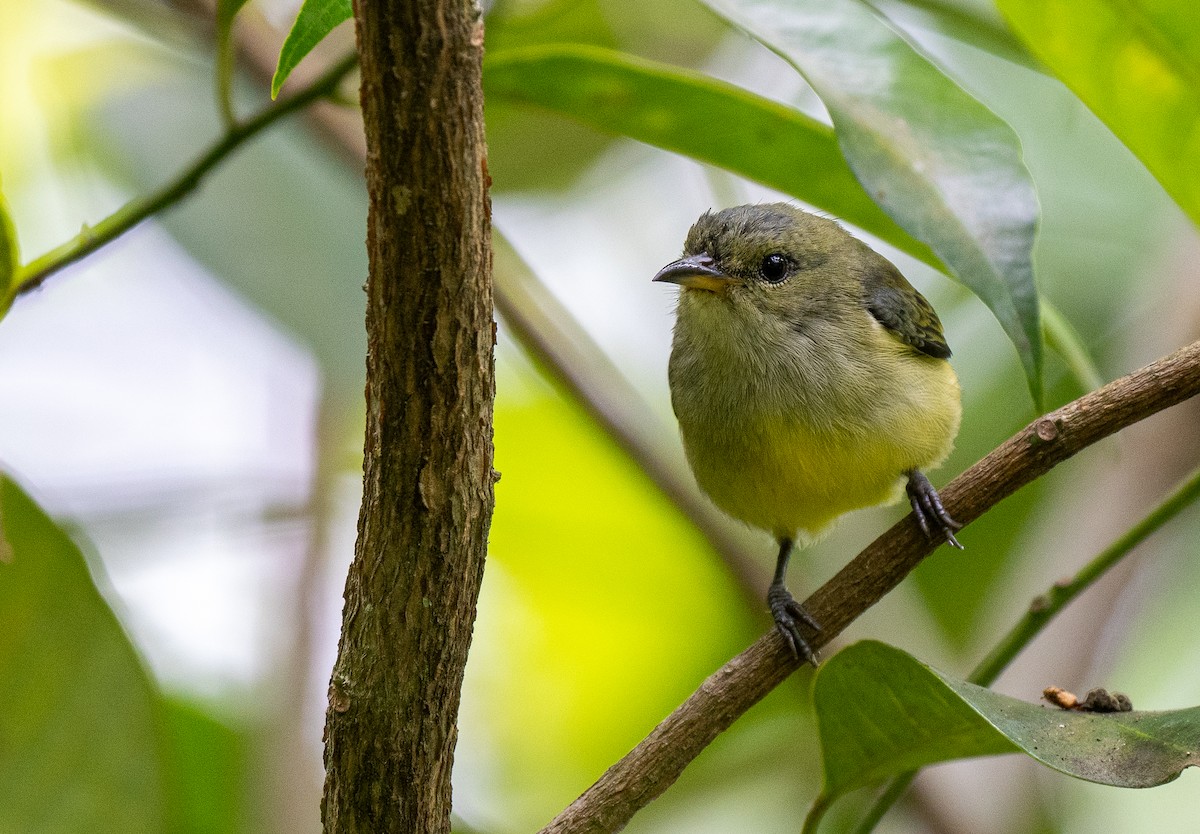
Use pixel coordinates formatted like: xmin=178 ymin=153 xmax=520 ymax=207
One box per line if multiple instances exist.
xmin=1033 ymin=417 xmax=1061 ymax=443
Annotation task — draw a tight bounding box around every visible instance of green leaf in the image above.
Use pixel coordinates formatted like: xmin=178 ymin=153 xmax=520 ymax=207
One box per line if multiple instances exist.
xmin=0 ymin=475 xmax=170 ymax=833
xmin=1042 ymin=297 xmax=1105 ymax=395
xmin=161 ymin=698 xmax=247 ymax=834
xmin=215 ymin=0 xmax=252 ymax=123
xmin=878 ymin=0 xmax=1036 ymax=70
xmin=484 ymin=45 xmax=940 ymax=267
xmin=812 ymin=642 xmax=1200 ymax=810
xmin=272 ymin=0 xmax=354 ymax=99
xmin=701 ymin=0 xmax=1044 ymax=405
xmin=483 ymin=1 xmax=622 ymax=192
xmin=0 ymin=188 xmax=17 ymax=311
xmin=997 ymin=0 xmax=1200 ymax=229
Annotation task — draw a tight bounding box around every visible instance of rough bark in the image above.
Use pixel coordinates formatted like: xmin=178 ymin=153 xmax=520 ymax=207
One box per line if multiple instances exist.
xmin=322 ymin=0 xmax=493 ymax=831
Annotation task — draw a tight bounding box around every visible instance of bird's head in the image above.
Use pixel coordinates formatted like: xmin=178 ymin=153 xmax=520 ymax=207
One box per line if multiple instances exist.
xmin=653 ymin=203 xmax=848 ymax=306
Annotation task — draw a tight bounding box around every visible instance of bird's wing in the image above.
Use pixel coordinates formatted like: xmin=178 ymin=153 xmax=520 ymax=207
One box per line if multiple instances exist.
xmin=861 ymin=256 xmax=952 ymax=360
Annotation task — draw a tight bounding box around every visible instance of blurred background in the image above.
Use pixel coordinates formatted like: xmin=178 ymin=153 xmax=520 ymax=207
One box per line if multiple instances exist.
xmin=2 ymin=0 xmax=1199 ymax=832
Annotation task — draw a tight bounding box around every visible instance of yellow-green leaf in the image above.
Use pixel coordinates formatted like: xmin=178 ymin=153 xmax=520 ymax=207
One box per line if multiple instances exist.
xmin=272 ymin=0 xmax=353 ymax=99
xmin=998 ymin=0 xmax=1200 ymax=229
xmin=0 ymin=475 xmax=169 ymax=832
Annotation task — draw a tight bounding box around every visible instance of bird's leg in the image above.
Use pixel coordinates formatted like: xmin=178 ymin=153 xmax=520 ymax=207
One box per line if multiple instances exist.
xmin=767 ymin=537 xmax=821 ymax=665
xmin=905 ymin=470 xmax=963 ymax=549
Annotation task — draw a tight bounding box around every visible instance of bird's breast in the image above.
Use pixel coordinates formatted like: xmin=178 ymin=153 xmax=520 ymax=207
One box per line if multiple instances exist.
xmin=667 ymin=297 xmax=960 ymax=538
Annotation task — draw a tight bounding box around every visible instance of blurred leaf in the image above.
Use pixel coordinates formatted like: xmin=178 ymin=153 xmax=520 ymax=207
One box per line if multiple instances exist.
xmin=872 ymin=0 xmax=1036 ymax=69
xmin=484 ymin=45 xmax=940 ymax=265
xmin=161 ymin=698 xmax=247 ymax=834
xmin=702 ymin=0 xmax=1044 ymax=405
xmin=272 ymin=0 xmax=353 ymax=99
xmin=482 ymin=0 xmax=625 ymax=190
xmin=910 ymin=482 xmax=1041 ymax=649
xmin=1041 ymin=297 xmax=1104 ymax=396
xmin=0 ymin=188 xmax=17 ymax=310
xmin=89 ymin=73 xmax=369 ymax=396
xmin=813 ymin=641 xmax=1200 ymax=808
xmin=215 ymin=0 xmax=252 ymax=121
xmin=64 ymin=0 xmax=199 ymax=51
xmin=997 ymin=0 xmax=1200 ymax=228
xmin=474 ymin=376 xmax=760 ymax=827
xmin=486 ymin=0 xmax=620 ymax=53
xmin=215 ymin=0 xmax=252 ymax=29
xmin=0 ymin=475 xmax=169 ymax=833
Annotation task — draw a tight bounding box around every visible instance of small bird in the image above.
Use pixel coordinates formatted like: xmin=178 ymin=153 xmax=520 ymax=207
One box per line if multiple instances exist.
xmin=654 ymin=203 xmax=962 ymax=662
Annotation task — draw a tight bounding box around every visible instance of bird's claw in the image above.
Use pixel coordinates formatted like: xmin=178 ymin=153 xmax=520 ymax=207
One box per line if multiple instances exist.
xmin=906 ymin=470 xmax=963 ymax=549
xmin=768 ymin=584 xmax=820 ymax=665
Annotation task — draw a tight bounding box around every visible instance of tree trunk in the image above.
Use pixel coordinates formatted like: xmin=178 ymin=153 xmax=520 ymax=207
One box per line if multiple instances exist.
xmin=322 ymin=0 xmax=493 ymax=830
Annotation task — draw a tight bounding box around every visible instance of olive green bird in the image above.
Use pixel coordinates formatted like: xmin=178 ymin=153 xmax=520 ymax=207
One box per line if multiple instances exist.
xmin=654 ymin=203 xmax=962 ymax=662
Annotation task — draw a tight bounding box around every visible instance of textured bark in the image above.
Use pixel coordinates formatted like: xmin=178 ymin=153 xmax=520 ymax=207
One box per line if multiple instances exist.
xmin=322 ymin=0 xmax=493 ymax=831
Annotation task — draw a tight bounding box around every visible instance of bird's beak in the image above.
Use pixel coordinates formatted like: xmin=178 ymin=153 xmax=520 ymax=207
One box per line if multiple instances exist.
xmin=652 ymin=254 xmax=734 ymax=293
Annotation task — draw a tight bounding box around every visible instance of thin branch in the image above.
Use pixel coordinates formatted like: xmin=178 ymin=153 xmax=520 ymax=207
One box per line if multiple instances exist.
xmin=7 ymin=51 xmax=359 ymax=303
xmin=540 ymin=338 xmax=1200 ymax=834
xmin=970 ymin=461 xmax=1200 ymax=684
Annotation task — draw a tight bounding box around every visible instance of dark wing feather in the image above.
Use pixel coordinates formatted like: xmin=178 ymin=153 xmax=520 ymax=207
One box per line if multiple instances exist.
xmin=861 ymin=255 xmax=951 ymax=359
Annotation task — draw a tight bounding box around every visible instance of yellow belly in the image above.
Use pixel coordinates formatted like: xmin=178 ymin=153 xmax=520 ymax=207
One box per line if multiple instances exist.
xmin=679 ymin=361 xmax=960 ymax=540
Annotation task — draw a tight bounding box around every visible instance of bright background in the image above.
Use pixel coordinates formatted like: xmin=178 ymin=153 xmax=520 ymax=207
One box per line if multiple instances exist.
xmin=3 ymin=0 xmax=1200 ymax=832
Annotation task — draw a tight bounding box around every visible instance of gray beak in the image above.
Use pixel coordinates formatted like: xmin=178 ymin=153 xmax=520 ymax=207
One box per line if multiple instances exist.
xmin=652 ymin=254 xmax=735 ymax=292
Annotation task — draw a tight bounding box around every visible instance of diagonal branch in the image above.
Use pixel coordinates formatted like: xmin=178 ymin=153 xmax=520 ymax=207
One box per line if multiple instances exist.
xmin=540 ymin=337 xmax=1200 ymax=834
xmin=7 ymin=51 xmax=358 ymax=304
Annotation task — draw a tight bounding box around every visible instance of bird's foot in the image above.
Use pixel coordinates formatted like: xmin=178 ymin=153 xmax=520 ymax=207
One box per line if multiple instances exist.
xmin=767 ymin=583 xmax=820 ymax=666
xmin=906 ymin=470 xmax=963 ymax=549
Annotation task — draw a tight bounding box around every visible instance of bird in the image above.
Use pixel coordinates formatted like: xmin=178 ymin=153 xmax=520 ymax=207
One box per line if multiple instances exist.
xmin=654 ymin=203 xmax=962 ymax=662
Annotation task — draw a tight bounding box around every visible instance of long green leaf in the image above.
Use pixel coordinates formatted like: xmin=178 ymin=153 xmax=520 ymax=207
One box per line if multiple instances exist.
xmin=272 ymin=0 xmax=354 ymax=99
xmin=484 ymin=45 xmax=939 ymax=267
xmin=702 ymin=0 xmax=1043 ymax=404
xmin=810 ymin=641 xmax=1200 ymax=826
xmin=0 ymin=475 xmax=169 ymax=832
xmin=997 ymin=0 xmax=1200 ymax=229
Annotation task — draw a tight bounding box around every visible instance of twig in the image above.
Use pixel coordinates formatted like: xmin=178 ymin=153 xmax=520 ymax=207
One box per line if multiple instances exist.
xmin=539 ymin=338 xmax=1200 ymax=834
xmin=970 ymin=462 xmax=1200 ymax=684
xmin=7 ymin=51 xmax=358 ymax=303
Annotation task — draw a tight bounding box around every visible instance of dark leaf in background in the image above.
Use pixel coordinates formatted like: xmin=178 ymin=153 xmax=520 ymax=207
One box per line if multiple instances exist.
xmin=0 ymin=475 xmax=170 ymax=833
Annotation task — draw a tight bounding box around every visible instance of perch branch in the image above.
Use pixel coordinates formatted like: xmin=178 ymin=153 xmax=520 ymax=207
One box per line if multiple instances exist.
xmin=540 ymin=337 xmax=1200 ymax=834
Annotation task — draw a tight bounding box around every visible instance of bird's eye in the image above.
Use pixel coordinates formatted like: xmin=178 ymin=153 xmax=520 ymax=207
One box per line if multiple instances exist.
xmin=759 ymin=253 xmax=789 ymax=283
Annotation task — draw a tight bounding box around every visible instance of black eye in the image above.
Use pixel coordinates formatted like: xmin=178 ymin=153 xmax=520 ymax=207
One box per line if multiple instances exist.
xmin=759 ymin=253 xmax=789 ymax=283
